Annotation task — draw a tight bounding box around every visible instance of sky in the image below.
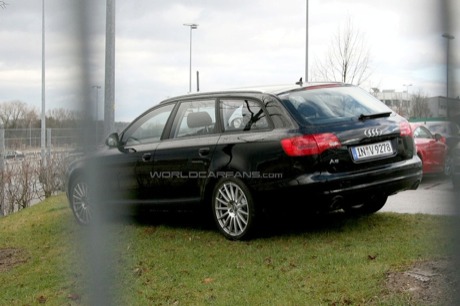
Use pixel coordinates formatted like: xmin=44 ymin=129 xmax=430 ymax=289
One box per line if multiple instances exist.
xmin=0 ymin=0 xmax=459 ymax=122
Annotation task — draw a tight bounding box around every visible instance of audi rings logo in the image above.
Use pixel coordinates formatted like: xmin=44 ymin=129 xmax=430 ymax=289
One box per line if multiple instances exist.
xmin=364 ymin=128 xmax=382 ymax=137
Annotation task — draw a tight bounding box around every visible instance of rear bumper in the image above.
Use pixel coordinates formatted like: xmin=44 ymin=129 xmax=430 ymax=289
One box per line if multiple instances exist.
xmin=299 ymin=157 xmax=421 ymax=193
xmin=260 ymin=156 xmax=422 ymax=208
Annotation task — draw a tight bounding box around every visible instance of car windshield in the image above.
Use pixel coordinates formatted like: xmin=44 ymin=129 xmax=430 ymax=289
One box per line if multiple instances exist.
xmin=279 ymin=86 xmax=393 ymax=125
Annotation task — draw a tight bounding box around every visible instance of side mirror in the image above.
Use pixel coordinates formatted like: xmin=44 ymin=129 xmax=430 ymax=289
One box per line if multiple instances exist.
xmin=434 ymin=133 xmax=443 ymax=142
xmin=105 ymin=133 xmax=120 ymax=148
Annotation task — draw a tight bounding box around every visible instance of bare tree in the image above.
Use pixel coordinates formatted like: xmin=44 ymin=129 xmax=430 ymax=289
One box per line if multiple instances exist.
xmin=410 ymin=90 xmax=431 ymax=118
xmin=0 ymin=2 xmax=7 ymax=9
xmin=0 ymin=102 xmax=84 ymax=130
xmin=0 ymin=100 xmax=37 ymax=129
xmin=23 ymin=107 xmax=39 ymax=128
xmin=47 ymin=108 xmax=83 ymax=128
xmin=313 ymin=18 xmax=371 ymax=85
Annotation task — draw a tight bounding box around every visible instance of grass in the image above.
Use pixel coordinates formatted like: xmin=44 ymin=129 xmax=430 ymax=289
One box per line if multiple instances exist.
xmin=0 ymin=194 xmax=455 ymax=305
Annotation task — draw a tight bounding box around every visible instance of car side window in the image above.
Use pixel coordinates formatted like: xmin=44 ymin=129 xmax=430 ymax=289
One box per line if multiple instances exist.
xmin=122 ymin=103 xmax=175 ymax=145
xmin=221 ymin=99 xmax=269 ymax=132
xmin=414 ymin=126 xmax=432 ymax=139
xmin=172 ymin=100 xmax=216 ymax=138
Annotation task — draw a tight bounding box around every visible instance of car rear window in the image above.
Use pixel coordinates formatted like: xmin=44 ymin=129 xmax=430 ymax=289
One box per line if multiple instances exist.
xmin=279 ymin=86 xmax=393 ymax=126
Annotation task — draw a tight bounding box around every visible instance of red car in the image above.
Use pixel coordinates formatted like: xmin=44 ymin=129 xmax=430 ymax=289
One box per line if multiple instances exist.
xmin=410 ymin=123 xmax=448 ymax=175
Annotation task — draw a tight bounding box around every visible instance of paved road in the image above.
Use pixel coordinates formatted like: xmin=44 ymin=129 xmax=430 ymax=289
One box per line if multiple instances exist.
xmin=381 ymin=175 xmax=458 ymax=215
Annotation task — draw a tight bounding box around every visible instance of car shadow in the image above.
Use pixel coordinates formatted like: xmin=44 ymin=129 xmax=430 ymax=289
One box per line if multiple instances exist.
xmin=118 ymin=207 xmax=377 ymax=240
xmin=256 ymin=209 xmax=370 ymax=239
xmin=126 ymin=207 xmax=215 ymax=231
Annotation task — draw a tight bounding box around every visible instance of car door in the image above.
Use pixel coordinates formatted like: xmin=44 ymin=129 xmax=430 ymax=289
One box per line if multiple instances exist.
xmin=414 ymin=126 xmax=446 ymax=170
xmin=151 ymin=99 xmax=220 ymax=204
xmin=115 ymin=103 xmax=176 ymax=202
xmin=212 ymin=98 xmax=281 ymax=188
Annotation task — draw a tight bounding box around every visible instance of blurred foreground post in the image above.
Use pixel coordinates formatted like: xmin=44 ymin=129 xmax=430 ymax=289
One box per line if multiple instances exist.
xmin=75 ymin=1 xmax=118 ymax=305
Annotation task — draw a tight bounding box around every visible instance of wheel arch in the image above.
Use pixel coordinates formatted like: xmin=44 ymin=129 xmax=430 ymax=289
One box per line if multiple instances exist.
xmin=66 ymin=167 xmax=84 ymax=199
xmin=201 ymin=165 xmax=256 ymax=208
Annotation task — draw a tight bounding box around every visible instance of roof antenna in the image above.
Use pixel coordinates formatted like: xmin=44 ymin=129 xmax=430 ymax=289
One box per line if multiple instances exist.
xmin=295 ymin=77 xmax=303 ymax=86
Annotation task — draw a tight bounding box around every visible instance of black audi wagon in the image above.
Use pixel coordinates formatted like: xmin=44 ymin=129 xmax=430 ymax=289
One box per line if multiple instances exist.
xmin=66 ymin=83 xmax=422 ymax=240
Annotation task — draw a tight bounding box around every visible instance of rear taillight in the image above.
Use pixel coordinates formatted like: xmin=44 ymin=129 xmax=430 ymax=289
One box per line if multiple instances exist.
xmin=399 ymin=121 xmax=412 ymax=137
xmin=281 ymin=133 xmax=341 ymax=156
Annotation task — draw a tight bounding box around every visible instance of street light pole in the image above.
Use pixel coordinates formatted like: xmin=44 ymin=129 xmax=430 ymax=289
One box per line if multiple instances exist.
xmin=403 ymin=83 xmax=412 ymax=94
xmin=184 ymin=23 xmax=198 ymax=93
xmin=402 ymin=84 xmax=412 ymax=115
xmin=41 ymin=0 xmax=46 ymax=166
xmin=442 ymin=33 xmax=455 ymax=98
xmin=305 ymin=0 xmax=309 ymax=83
xmin=403 ymin=83 xmax=412 ymax=101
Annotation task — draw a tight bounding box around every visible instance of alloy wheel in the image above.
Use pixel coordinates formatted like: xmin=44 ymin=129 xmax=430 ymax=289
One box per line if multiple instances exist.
xmin=213 ymin=179 xmax=253 ymax=240
xmin=71 ymin=179 xmax=91 ymax=225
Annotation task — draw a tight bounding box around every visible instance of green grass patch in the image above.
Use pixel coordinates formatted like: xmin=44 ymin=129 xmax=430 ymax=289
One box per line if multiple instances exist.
xmin=0 ymin=195 xmax=455 ymax=305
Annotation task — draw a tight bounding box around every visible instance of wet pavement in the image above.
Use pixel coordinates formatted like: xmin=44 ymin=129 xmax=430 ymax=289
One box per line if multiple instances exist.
xmin=381 ymin=175 xmax=458 ymax=215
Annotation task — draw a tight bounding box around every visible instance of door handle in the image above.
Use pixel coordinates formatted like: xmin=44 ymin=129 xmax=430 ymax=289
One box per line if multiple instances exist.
xmin=142 ymin=153 xmax=152 ymax=162
xmin=198 ymin=147 xmax=210 ymax=157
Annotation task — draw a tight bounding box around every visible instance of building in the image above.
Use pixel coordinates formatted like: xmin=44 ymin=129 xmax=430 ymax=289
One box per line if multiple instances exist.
xmin=373 ymin=89 xmax=411 ymax=118
xmin=420 ymin=97 xmax=460 ymax=124
xmin=426 ymin=96 xmax=449 ymax=118
xmin=444 ymin=97 xmax=460 ymax=124
xmin=372 ymin=88 xmax=460 ymax=124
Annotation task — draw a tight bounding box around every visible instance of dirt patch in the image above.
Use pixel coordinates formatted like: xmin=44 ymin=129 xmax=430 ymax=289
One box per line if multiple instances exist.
xmin=0 ymin=248 xmax=28 ymax=272
xmin=386 ymin=259 xmax=459 ymax=305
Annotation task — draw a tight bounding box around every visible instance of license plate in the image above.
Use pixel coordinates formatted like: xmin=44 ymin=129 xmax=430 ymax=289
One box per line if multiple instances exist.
xmin=351 ymin=141 xmax=394 ymax=161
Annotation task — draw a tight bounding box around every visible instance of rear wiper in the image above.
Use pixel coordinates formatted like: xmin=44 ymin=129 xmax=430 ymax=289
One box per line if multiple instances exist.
xmin=358 ymin=112 xmax=392 ymax=121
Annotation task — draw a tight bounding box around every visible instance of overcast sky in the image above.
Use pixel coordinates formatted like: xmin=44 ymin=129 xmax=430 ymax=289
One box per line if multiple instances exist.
xmin=0 ymin=0 xmax=458 ymax=122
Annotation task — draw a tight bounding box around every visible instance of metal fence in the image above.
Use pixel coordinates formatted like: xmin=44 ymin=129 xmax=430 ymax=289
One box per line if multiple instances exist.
xmin=0 ymin=128 xmax=80 ymax=217
xmin=0 ymin=128 xmax=81 ymax=153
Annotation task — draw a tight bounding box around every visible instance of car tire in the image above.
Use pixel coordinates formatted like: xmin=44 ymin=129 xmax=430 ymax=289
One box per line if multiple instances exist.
xmin=69 ymin=175 xmax=92 ymax=225
xmin=343 ymin=195 xmax=388 ymax=215
xmin=212 ymin=178 xmax=255 ymax=240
